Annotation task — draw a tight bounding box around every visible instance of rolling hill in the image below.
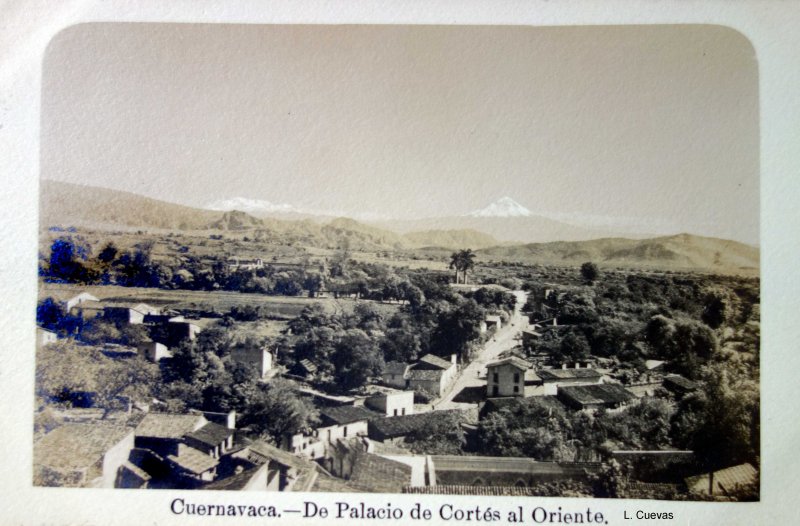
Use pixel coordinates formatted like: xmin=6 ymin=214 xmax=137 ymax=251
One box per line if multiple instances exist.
xmin=40 ymin=180 xmax=758 ymax=273
xmin=477 ymin=234 xmax=759 ymax=273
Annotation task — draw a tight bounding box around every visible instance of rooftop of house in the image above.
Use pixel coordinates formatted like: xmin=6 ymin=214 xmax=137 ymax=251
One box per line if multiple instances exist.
xmin=167 ymin=447 xmax=220 ymax=475
xmin=203 ymin=465 xmax=266 ymax=491
xmin=311 ymin=471 xmax=362 ymax=493
xmin=479 ymin=395 xmax=566 ymax=419
xmin=347 ymin=452 xmax=413 ymax=493
xmin=485 ymin=315 xmax=502 ymax=323
xmin=645 ymin=360 xmax=666 ymax=370
xmin=384 ymin=361 xmax=410 ymax=375
xmin=319 ymin=406 xmax=381 ymax=426
xmin=431 ymin=455 xmax=601 ymax=476
xmin=406 ymin=368 xmax=444 ymax=382
xmin=135 ymin=413 xmax=206 ymax=440
xmin=664 ymin=374 xmax=698 ymax=392
xmin=403 ymin=484 xmax=554 ymax=496
xmin=246 ymin=440 xmax=314 ymax=471
xmin=537 ymin=368 xmax=602 ymax=381
xmin=34 ymin=423 xmax=134 ymax=472
xmin=486 ymin=356 xmax=530 ymax=371
xmin=415 ymin=354 xmax=453 ymax=370
xmin=298 ymin=359 xmax=318 ymax=374
xmin=185 ymin=422 xmax=234 ymax=447
xmin=557 ymin=383 xmax=635 ymax=407
xmin=685 ymin=463 xmax=758 ymax=496
xmin=369 ymin=410 xmax=463 ymax=439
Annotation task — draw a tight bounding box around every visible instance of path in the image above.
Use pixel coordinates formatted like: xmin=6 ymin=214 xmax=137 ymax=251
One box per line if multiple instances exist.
xmin=434 ymin=290 xmax=529 ymax=410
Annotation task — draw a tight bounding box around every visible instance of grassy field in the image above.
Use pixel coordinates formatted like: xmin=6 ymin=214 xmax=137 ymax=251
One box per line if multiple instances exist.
xmin=40 ymin=282 xmax=402 ymax=319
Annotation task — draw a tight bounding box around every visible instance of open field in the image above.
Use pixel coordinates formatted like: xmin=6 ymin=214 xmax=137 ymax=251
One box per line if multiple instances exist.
xmin=40 ymin=282 xmax=402 ymax=319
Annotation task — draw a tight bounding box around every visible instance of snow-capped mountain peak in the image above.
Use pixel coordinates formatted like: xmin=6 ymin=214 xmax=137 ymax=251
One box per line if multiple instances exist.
xmin=205 ymin=197 xmax=298 ymax=214
xmin=467 ymin=197 xmax=532 ymax=218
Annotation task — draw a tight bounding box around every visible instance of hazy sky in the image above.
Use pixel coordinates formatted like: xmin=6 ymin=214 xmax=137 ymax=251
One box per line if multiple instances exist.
xmin=42 ymin=23 xmax=759 ymax=244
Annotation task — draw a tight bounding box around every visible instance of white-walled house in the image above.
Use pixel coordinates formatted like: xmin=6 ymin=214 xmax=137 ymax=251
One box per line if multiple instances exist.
xmin=486 ymin=356 xmax=531 ymax=398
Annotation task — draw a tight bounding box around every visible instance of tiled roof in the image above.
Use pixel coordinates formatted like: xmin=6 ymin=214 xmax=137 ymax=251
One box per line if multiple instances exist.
xmin=34 ymin=423 xmax=133 ymax=471
xmin=557 ymin=383 xmax=634 ymax=407
xmin=416 ymin=354 xmax=453 ymax=370
xmin=407 ymin=369 xmax=443 ymax=381
xmin=480 ymin=395 xmax=566 ymax=419
xmin=685 ymin=463 xmax=758 ymax=496
xmin=319 ymin=406 xmax=380 ymax=426
xmin=404 ymin=485 xmax=548 ymax=496
xmin=369 ymin=410 xmax=463 ymax=439
xmin=135 ymin=413 xmax=205 ymax=440
xmin=487 ymin=356 xmax=530 ymax=371
xmin=185 ymin=422 xmax=233 ymax=447
xmin=384 ymin=361 xmax=409 ymax=375
xmin=246 ymin=441 xmax=313 ymax=471
xmin=299 ymin=359 xmax=318 ymax=374
xmin=664 ymin=374 xmax=697 ymax=392
xmin=167 ymin=447 xmax=219 ymax=475
xmin=311 ymin=472 xmax=362 ymax=493
xmin=120 ymin=460 xmax=152 ymax=482
xmin=537 ymin=368 xmax=602 ymax=381
xmin=348 ymin=452 xmax=412 ymax=493
xmin=431 ymin=456 xmax=601 ymax=476
xmin=204 ymin=466 xmax=266 ymax=490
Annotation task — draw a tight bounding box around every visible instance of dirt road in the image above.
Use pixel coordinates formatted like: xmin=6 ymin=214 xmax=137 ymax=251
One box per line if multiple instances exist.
xmin=433 ymin=290 xmax=528 ymax=410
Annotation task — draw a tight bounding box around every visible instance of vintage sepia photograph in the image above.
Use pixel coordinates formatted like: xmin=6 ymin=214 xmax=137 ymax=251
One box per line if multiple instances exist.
xmin=33 ymin=23 xmax=760 ymax=501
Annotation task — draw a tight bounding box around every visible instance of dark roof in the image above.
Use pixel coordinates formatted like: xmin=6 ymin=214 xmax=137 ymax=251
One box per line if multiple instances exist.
xmin=135 ymin=413 xmax=205 ymax=439
xmin=404 ymin=485 xmax=553 ymax=496
xmin=311 ymin=472 xmax=362 ymax=493
xmin=299 ymin=359 xmax=318 ymax=374
xmin=415 ymin=354 xmax=453 ymax=370
xmin=431 ymin=456 xmax=601 ymax=476
xmin=167 ymin=447 xmax=219 ymax=475
xmin=204 ymin=466 xmax=266 ymax=490
xmin=685 ymin=463 xmax=757 ymax=496
xmin=34 ymin=423 xmax=133 ymax=472
xmin=246 ymin=441 xmax=313 ymax=471
xmin=479 ymin=395 xmax=566 ymax=419
xmin=486 ymin=356 xmax=530 ymax=371
xmin=185 ymin=422 xmax=233 ymax=447
xmin=369 ymin=410 xmax=463 ymax=440
xmin=664 ymin=374 xmax=698 ymax=392
xmin=348 ymin=452 xmax=412 ymax=493
xmin=319 ymin=406 xmax=380 ymax=426
xmin=557 ymin=383 xmax=634 ymax=408
xmin=537 ymin=368 xmax=602 ymax=381
xmin=407 ymin=369 xmax=443 ymax=381
xmin=384 ymin=361 xmax=409 ymax=375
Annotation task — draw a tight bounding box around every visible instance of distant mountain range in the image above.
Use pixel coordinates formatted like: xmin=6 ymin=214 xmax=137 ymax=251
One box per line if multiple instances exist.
xmin=477 ymin=234 xmax=759 ymax=272
xmin=40 ymin=180 xmax=759 ymax=273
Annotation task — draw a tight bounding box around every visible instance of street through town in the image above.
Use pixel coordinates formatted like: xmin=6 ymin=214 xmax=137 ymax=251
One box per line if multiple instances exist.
xmin=434 ymin=290 xmax=528 ymax=410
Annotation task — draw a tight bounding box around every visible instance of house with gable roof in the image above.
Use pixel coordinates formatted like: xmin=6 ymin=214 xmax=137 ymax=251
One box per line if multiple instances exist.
xmin=486 ymin=356 xmax=532 ymax=398
xmin=405 ymin=354 xmax=458 ymax=397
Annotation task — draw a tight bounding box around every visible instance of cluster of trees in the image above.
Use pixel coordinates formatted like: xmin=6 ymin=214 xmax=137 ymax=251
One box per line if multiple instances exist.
xmin=35 ymin=323 xmax=319 ymax=444
xmin=281 ymin=276 xmax=516 ymax=392
xmin=477 ymin=397 xmax=676 ymax=463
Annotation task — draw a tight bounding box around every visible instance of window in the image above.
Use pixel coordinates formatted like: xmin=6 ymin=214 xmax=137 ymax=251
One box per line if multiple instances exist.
xmin=514 ymin=385 xmax=519 ymax=393
xmin=343 ymin=426 xmax=348 ymax=437
xmin=514 ymin=373 xmax=520 ymax=383
xmin=493 ymin=372 xmax=499 ymax=383
xmin=493 ymin=385 xmax=499 ymax=396
xmin=393 ymin=409 xmax=398 ymax=416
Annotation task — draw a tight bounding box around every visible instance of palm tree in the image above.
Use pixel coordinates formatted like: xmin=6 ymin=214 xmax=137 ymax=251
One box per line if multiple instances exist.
xmin=449 ymin=252 xmax=461 ymax=284
xmin=449 ymin=249 xmax=476 ymax=284
xmin=459 ymin=249 xmax=476 ymax=284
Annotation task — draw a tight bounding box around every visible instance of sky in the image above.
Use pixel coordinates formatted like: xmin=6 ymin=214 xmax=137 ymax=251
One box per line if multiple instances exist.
xmin=41 ymin=23 xmax=759 ymax=244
